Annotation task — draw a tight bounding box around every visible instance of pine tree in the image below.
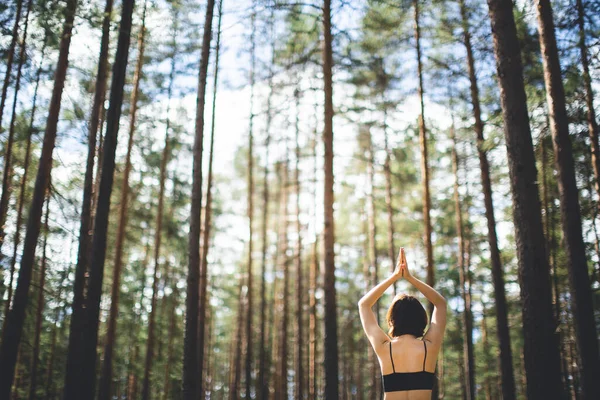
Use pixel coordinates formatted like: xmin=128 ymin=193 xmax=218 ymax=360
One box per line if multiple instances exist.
xmin=0 ymin=0 xmax=32 ymax=318
xmin=199 ymin=1 xmax=222 ymax=397
xmin=258 ymin=8 xmax=275 ymax=399
xmin=78 ymin=0 xmax=136 ymax=396
xmin=183 ymin=0 xmax=215 ymax=397
xmin=244 ymin=1 xmax=255 ymax=396
xmin=449 ymin=119 xmax=475 ymax=400
xmin=63 ymin=0 xmax=114 ymax=392
xmin=458 ymin=1 xmax=511 ymax=397
xmin=486 ymin=0 xmax=564 ymax=397
xmin=0 ymin=0 xmax=79 ymax=395
xmin=28 ymin=187 xmax=50 ymax=400
xmin=533 ymin=1 xmax=600 ymax=397
xmin=322 ymin=1 xmax=339 ymax=398
xmin=0 ymin=0 xmax=23 ymax=141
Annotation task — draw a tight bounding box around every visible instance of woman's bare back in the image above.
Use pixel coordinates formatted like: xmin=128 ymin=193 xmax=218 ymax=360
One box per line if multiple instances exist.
xmin=377 ymin=336 xmax=438 ymax=400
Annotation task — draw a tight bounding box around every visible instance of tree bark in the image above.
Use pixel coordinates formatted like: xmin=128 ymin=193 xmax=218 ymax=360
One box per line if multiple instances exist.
xmin=162 ymin=289 xmax=179 ymax=400
xmin=27 ymin=188 xmax=50 ymax=400
xmin=413 ymin=0 xmax=434 ymax=307
xmin=0 ymin=0 xmax=23 ymax=140
xmin=364 ymin=125 xmax=381 ymax=400
xmin=309 ymin=100 xmax=320 ymax=400
xmin=365 ymin=126 xmax=379 ymax=322
xmin=198 ymin=2 xmax=221 ymax=396
xmin=534 ymin=1 xmax=600 ymax=397
xmin=0 ymin=0 xmax=78 ymax=396
xmin=243 ymin=2 xmax=254 ymax=396
xmin=78 ymin=0 xmax=136 ymax=397
xmin=258 ymin=10 xmax=275 ymax=398
xmin=450 ymin=123 xmax=475 ymax=400
xmin=229 ymin=280 xmax=245 ymax=400
xmin=363 ymin=209 xmax=378 ymax=400
xmin=4 ymin=32 xmax=47 ymax=322
xmin=458 ymin=2 xmax=513 ymax=397
xmin=322 ymin=1 xmax=339 ymax=398
xmin=481 ymin=306 xmax=492 ymax=400
xmin=97 ymin=5 xmax=147 ymax=398
xmin=0 ymin=0 xmax=32 ymax=312
xmin=184 ymin=0 xmax=215 ymax=397
xmin=486 ymin=0 xmax=564 ymax=397
xmin=294 ymin=86 xmax=304 ymax=400
xmin=382 ymin=108 xmax=396 ymax=295
xmin=63 ymin=0 xmax=113 ymax=394
xmin=274 ymin=161 xmax=290 ymax=400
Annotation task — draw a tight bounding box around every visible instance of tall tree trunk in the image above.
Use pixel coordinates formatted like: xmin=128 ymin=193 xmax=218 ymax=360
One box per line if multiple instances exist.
xmin=450 ymin=123 xmax=475 ymax=400
xmin=27 ymin=189 xmax=50 ymax=400
xmin=309 ymin=101 xmax=320 ymax=400
xmin=63 ymin=0 xmax=113 ymax=395
xmin=162 ymin=291 xmax=178 ymax=400
xmin=230 ymin=280 xmax=245 ymax=400
xmin=363 ymin=209 xmax=378 ymax=400
xmin=4 ymin=13 xmax=45 ymax=320
xmin=541 ymin=133 xmax=573 ymax=394
xmin=44 ymin=266 xmax=70 ymax=400
xmin=243 ymin=2 xmax=254 ymax=396
xmin=294 ymin=86 xmax=304 ymax=400
xmin=258 ymin=9 xmax=275 ymax=398
xmin=97 ymin=5 xmax=147 ymax=398
xmin=198 ymin=2 xmax=221 ymax=396
xmin=0 ymin=0 xmax=32 ymax=313
xmin=481 ymin=306 xmax=492 ymax=400
xmin=0 ymin=0 xmax=78 ymax=395
xmin=458 ymin=2 xmax=511 ymax=397
xmin=382 ymin=108 xmax=396 ymax=295
xmin=412 ymin=0 xmax=434 ymax=306
xmin=184 ymin=0 xmax=215 ymax=397
xmin=534 ymin=2 xmax=600 ymax=398
xmin=569 ymin=328 xmax=581 ymax=399
xmin=269 ymin=171 xmax=282 ymax=400
xmin=141 ymin=9 xmax=177 ymax=400
xmin=202 ymin=305 xmax=214 ymax=400
xmin=0 ymin=0 xmax=23 ymax=140
xmin=365 ymin=126 xmax=379 ymax=322
xmin=308 ymin=233 xmax=319 ymax=396
xmin=322 ymin=1 xmax=339 ymax=398
xmin=280 ymin=160 xmax=290 ymax=400
xmin=486 ymin=0 xmax=564 ymax=397
xmin=364 ymin=126 xmax=381 ymax=400
xmin=78 ymin=0 xmax=136 ymax=397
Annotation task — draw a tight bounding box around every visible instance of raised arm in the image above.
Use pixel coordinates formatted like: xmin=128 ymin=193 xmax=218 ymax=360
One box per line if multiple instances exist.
xmin=401 ymin=251 xmax=446 ymax=346
xmin=358 ymin=249 xmax=404 ymax=349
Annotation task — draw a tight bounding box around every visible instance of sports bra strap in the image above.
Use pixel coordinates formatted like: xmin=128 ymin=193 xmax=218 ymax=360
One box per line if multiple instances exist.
xmin=422 ymin=341 xmax=427 ymax=371
xmin=389 ymin=342 xmax=396 ymax=373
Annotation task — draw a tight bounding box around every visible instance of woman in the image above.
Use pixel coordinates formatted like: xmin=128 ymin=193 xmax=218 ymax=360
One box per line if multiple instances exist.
xmin=358 ymin=248 xmax=447 ymax=400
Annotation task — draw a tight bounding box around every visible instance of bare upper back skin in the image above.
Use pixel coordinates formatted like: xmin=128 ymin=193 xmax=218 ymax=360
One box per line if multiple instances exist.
xmin=377 ymin=336 xmax=438 ymax=400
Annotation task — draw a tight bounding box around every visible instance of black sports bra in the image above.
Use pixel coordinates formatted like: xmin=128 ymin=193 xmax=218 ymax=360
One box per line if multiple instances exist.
xmin=382 ymin=340 xmax=435 ymax=392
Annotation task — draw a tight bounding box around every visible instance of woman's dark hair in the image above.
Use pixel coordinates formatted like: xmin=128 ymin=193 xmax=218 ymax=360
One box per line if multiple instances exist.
xmin=386 ymin=294 xmax=428 ymax=337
